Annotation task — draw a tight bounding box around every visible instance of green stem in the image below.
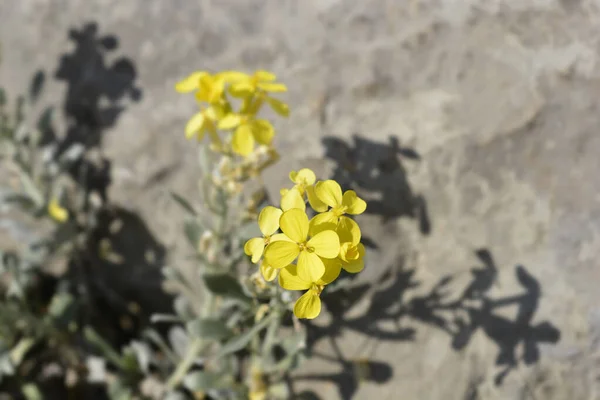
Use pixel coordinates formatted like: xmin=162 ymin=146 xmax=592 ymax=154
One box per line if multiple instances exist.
xmin=165 ymin=337 xmax=204 ymax=389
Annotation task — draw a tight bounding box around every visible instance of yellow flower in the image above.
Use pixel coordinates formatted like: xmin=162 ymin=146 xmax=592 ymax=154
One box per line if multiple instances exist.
xmin=175 ymin=70 xmax=247 ymax=104
xmin=217 ymin=113 xmax=275 ymax=156
xmin=308 ymin=180 xmax=366 ymax=233
xmin=280 ymin=187 xmax=306 ymax=212
xmin=280 ymin=169 xmax=316 ymax=198
xmin=278 ymin=259 xmax=341 ymax=319
xmin=338 ymin=242 xmax=366 ymax=273
xmin=259 ymin=262 xmax=278 ymax=282
xmin=229 ymin=70 xmax=289 ymax=117
xmin=48 ymin=198 xmax=68 ymax=223
xmin=185 ymin=106 xmax=219 ymax=142
xmin=244 ymin=206 xmax=283 ymax=263
xmin=263 ymin=209 xmax=339 ymax=282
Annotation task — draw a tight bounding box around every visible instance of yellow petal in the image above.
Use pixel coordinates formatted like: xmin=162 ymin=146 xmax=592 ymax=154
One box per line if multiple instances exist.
xmin=280 ymin=188 xmax=289 ymax=197
xmin=229 ymin=81 xmax=254 ymax=98
xmin=254 ymin=70 xmax=276 ymax=81
xmin=264 ymin=241 xmax=299 ymax=269
xmin=339 ymin=242 xmax=359 ymax=262
xmin=317 ymin=258 xmax=342 ymax=285
xmin=258 ymin=206 xmax=282 ymax=236
xmin=308 ymin=212 xmax=337 ymax=237
xmin=306 ymin=185 xmax=328 ymax=212
xmin=251 ymin=120 xmax=274 ymax=145
xmin=307 ymin=230 xmax=340 ymax=259
xmin=278 ymin=264 xmax=311 ymax=290
xmin=279 ymin=209 xmax=309 ymax=243
xmin=337 ymin=216 xmax=361 ymax=246
xmin=281 ymin=188 xmax=305 ymax=212
xmin=244 ymin=237 xmax=265 ymax=263
xmin=265 ymin=96 xmax=290 ymax=117
xmin=342 ymin=190 xmax=367 ymax=215
xmin=260 ymin=263 xmax=278 ymax=282
xmin=294 ymin=290 xmax=321 ymax=319
xmin=270 ymin=233 xmax=294 ymax=243
xmin=297 ymin=251 xmax=325 ymax=283
xmin=185 ymin=112 xmax=206 ymax=139
xmin=175 ymin=71 xmax=206 ymax=93
xmin=290 ymin=168 xmax=316 ymax=185
xmin=315 ymin=180 xmax=343 ymax=208
xmin=48 ymin=199 xmax=68 ymax=223
xmin=218 ymin=114 xmax=242 ymax=130
xmin=215 ymin=71 xmax=249 ymax=83
xmin=232 ymin=123 xmax=255 ymax=156
xmin=257 ymin=82 xmax=287 ymax=92
xmin=342 ymin=243 xmax=365 ymax=273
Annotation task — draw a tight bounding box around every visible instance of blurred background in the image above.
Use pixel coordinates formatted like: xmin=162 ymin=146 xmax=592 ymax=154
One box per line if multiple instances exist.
xmin=1 ymin=0 xmax=600 ymax=398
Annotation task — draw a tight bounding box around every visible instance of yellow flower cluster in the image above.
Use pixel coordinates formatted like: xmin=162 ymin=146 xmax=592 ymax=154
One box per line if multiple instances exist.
xmin=175 ymin=70 xmax=289 ymax=157
xmin=245 ymin=169 xmax=367 ymax=319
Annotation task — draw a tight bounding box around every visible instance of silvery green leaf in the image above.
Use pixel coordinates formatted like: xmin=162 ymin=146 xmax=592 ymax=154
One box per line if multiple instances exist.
xmin=86 ymin=356 xmax=106 ymax=383
xmin=267 ymin=383 xmax=289 ymax=399
xmin=84 ymin=327 xmax=125 ymax=369
xmin=150 ymin=313 xmax=182 ymax=324
xmin=47 ymin=292 xmax=74 ymax=318
xmin=18 ymin=170 xmax=43 ymax=208
xmin=1 ymin=193 xmax=37 ymax=211
xmin=203 ymin=273 xmax=250 ymax=304
xmin=143 ymin=329 xmax=178 ymax=364
xmin=107 ymin=379 xmax=133 ymax=400
xmin=163 ymin=391 xmax=187 ymax=400
xmin=58 ymin=143 xmax=85 ymax=165
xmin=0 ymin=353 xmax=14 ymax=376
xmin=183 ymin=220 xmax=202 ymax=249
xmin=215 ymin=314 xmax=273 ymax=359
xmin=22 ymin=383 xmax=42 ymax=400
xmin=9 ymin=338 xmax=34 ymax=366
xmin=173 ymin=296 xmax=195 ymax=320
xmin=183 ymin=371 xmax=232 ymax=392
xmin=36 ymin=106 xmax=53 ymax=137
xmin=28 ymin=70 xmax=45 ymax=104
xmin=129 ymin=341 xmax=151 ymax=374
xmin=168 ymin=326 xmax=189 ymax=359
xmin=170 ymin=192 xmax=197 ymax=216
xmin=186 ymin=318 xmax=232 ymax=341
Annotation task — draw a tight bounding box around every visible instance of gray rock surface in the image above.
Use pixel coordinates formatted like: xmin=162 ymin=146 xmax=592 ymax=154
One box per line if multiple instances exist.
xmin=2 ymin=0 xmax=600 ymax=398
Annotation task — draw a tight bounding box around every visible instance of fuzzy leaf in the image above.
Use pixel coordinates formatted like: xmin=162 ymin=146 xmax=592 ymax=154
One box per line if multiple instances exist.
xmin=186 ymin=318 xmax=232 ymax=341
xmin=170 ymin=192 xmax=197 ymax=216
xmin=150 ymin=313 xmax=182 ymax=324
xmin=215 ymin=314 xmax=273 ymax=358
xmin=183 ymin=220 xmax=203 ymax=249
xmin=183 ymin=371 xmax=232 ymax=391
xmin=202 ymin=274 xmax=250 ymax=303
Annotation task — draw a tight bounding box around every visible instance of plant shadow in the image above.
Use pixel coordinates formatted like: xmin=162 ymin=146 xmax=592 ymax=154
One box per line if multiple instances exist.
xmin=0 ymin=21 xmax=170 ymax=399
xmin=291 ymin=135 xmax=560 ymax=399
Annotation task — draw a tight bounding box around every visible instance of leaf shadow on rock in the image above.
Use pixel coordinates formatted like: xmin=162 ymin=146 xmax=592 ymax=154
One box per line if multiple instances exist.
xmin=322 ymin=134 xmax=431 ymax=235
xmin=0 ymin=21 xmax=172 ymax=399
xmin=292 ymin=249 xmax=561 ymax=399
xmin=290 ymin=135 xmax=560 ymax=398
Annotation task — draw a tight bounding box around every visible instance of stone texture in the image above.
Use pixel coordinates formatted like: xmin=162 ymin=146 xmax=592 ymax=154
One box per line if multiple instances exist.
xmin=2 ymin=0 xmax=600 ymax=398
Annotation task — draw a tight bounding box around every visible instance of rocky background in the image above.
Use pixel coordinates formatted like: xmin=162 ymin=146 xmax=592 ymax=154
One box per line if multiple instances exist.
xmin=2 ymin=0 xmax=600 ymax=398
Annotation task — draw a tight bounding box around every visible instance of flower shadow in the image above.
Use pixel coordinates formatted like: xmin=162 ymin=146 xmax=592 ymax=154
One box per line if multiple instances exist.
xmin=322 ymin=134 xmax=431 ymax=235
xmin=292 ymin=135 xmax=560 ymax=398
xmin=293 ymin=248 xmax=561 ymax=399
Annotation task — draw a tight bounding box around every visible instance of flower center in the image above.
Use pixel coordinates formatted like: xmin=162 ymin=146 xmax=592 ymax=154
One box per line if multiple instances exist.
xmin=332 ymin=205 xmax=347 ymax=217
xmin=298 ymin=242 xmax=314 ymax=253
xmin=264 ymin=235 xmax=271 ymax=246
xmin=311 ymin=284 xmax=325 ymax=295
